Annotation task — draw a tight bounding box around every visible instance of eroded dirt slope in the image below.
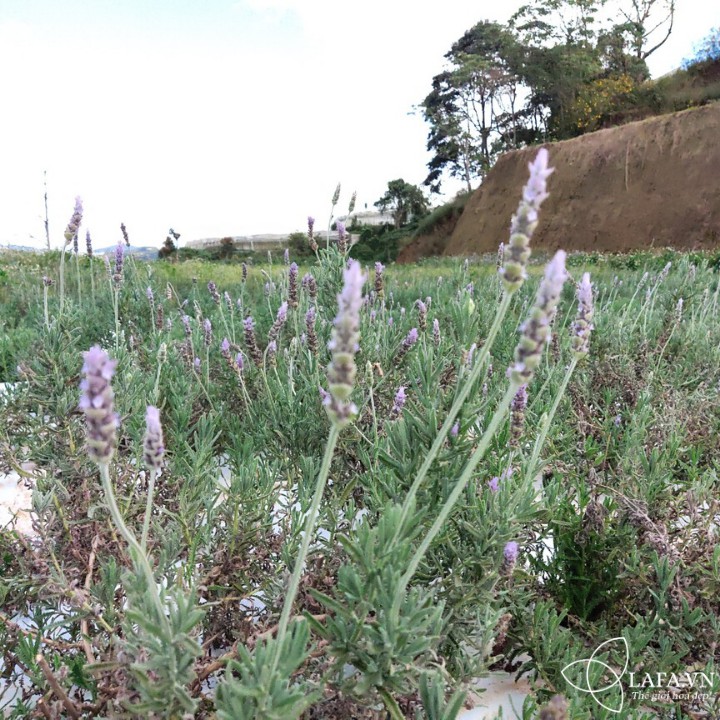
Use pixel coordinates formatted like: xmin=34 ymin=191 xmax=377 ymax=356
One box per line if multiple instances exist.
xmin=445 ymin=103 xmax=720 ymax=256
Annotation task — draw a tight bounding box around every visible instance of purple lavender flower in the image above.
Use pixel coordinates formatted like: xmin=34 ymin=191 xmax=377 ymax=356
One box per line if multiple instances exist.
xmin=146 ymin=286 xmax=154 ymax=304
xmin=242 ymin=262 xmax=248 ymax=283
xmin=283 ymin=248 xmax=290 ymax=265
xmin=395 ymin=328 xmax=419 ymax=365
xmin=203 ymin=318 xmax=212 ymax=347
xmin=374 ymin=262 xmax=385 ymax=300
xmin=501 ymin=148 xmax=554 ymax=293
xmin=390 ymin=386 xmax=407 ymax=421
xmin=224 ymin=291 xmax=233 ymax=312
xmin=509 ymin=251 xmax=567 ymax=387
xmin=467 ymin=343 xmax=477 ymax=367
xmin=267 ymin=340 xmax=277 ymax=366
xmin=143 ymin=406 xmax=165 ymax=471
xmin=208 ymin=281 xmax=220 ymax=304
xmin=113 ymin=241 xmax=124 ymax=286
xmin=432 ymin=318 xmax=440 ymax=346
xmin=488 ymin=477 xmax=500 ymax=493
xmin=235 ymin=352 xmax=244 ymax=373
xmin=289 ymin=262 xmax=299 ymax=308
xmin=268 ymin=301 xmax=288 ymax=345
xmin=416 ymin=299 xmax=428 ymax=332
xmin=181 ymin=314 xmax=192 ymax=337
xmin=79 ymin=346 xmax=119 ymax=464
xmin=451 ymin=421 xmax=459 ymax=438
xmin=194 ymin=357 xmax=201 ymax=371
xmin=370 ymin=309 xmax=376 ymax=322
xmin=42 ymin=276 xmax=53 ymax=287
xmin=221 ymin=337 xmax=231 ymax=356
xmin=509 ymin=384 xmax=528 ymax=448
xmin=325 ymin=259 xmax=365 ymax=427
xmin=85 ymin=230 xmax=93 ymax=258
xmin=64 ymin=197 xmax=83 ymax=246
xmin=244 ymin=316 xmax=263 ymax=366
xmin=120 ymin=222 xmax=130 ymax=247
xmin=388 ymin=316 xmax=393 ymax=327
xmin=307 ymin=216 xmax=318 ymax=253
xmin=306 ymin=306 xmax=318 ymax=354
xmin=503 ymin=541 xmax=519 ymax=573
xmin=302 ymin=272 xmax=318 ymax=302
xmin=336 ymin=220 xmax=348 ymax=254
xmin=571 ymin=272 xmax=594 ymax=359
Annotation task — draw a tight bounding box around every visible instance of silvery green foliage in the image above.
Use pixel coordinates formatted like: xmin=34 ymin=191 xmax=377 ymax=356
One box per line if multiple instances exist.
xmin=308 ymin=504 xmax=444 ymax=699
xmin=120 ymin=580 xmax=205 ymax=716
xmin=215 ymin=620 xmax=318 ymax=720
xmin=416 ymin=673 xmax=467 ymax=720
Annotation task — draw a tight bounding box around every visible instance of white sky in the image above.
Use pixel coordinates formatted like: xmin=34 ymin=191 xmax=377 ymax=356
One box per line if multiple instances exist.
xmin=0 ymin=0 xmax=712 ymax=249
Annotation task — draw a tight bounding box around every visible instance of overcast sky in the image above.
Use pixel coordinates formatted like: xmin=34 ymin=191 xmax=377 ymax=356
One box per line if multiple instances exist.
xmin=0 ymin=0 xmax=712 ymax=249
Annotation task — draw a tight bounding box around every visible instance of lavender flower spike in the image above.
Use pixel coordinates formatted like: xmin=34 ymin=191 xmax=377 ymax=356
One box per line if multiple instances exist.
xmin=244 ymin=316 xmax=263 ymax=366
xmin=509 ymin=251 xmax=567 ymax=387
xmin=501 ymin=148 xmax=554 ymax=293
xmin=325 ymin=259 xmax=365 ymax=427
xmin=502 ymin=541 xmax=519 ymax=574
xmin=143 ymin=406 xmax=165 ymax=470
xmin=390 ymin=386 xmax=407 ymax=421
xmin=268 ymin=301 xmax=288 ymax=345
xmin=509 ymin=384 xmax=528 ymax=448
xmin=113 ymin=241 xmax=124 ymax=285
xmin=395 ymin=328 xmax=419 ymax=365
xmin=374 ymin=262 xmax=385 ymax=300
xmin=571 ymin=272 xmax=594 ymax=359
xmin=289 ymin=262 xmax=299 ymax=308
xmin=79 ymin=346 xmax=119 ymax=464
xmin=64 ymin=196 xmax=83 ymax=246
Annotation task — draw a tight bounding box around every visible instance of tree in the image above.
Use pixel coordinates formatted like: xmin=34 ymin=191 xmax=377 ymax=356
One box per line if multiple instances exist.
xmin=158 ymin=228 xmax=180 ymax=260
xmin=421 ymin=21 xmax=523 ymax=193
xmin=617 ymin=0 xmax=675 ymax=63
xmin=374 ymin=180 xmax=429 ymax=229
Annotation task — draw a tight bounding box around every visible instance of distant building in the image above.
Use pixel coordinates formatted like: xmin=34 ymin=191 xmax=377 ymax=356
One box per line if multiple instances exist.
xmin=337 ymin=209 xmax=394 ymax=227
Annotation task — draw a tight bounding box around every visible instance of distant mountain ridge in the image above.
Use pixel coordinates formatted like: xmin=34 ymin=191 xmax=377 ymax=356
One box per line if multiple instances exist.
xmin=0 ymin=244 xmax=159 ymax=260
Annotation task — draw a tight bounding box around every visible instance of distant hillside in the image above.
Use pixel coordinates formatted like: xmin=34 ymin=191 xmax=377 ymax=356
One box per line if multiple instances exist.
xmin=94 ymin=246 xmax=159 ymax=260
xmin=445 ymin=103 xmax=720 ymax=256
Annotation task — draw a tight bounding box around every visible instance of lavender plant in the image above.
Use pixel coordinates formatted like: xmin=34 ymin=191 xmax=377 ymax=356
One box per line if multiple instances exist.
xmin=3 ymin=151 xmax=719 ymax=719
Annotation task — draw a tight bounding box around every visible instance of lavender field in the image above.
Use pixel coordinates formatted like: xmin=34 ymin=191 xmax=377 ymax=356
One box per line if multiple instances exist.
xmin=1 ymin=155 xmax=719 ymax=719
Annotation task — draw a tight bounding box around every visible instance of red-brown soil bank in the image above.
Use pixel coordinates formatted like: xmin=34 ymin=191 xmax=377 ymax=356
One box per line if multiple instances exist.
xmin=413 ymin=103 xmax=720 ymax=259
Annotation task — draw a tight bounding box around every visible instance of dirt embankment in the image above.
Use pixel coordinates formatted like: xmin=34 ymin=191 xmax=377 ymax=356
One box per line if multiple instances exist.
xmin=442 ymin=103 xmax=720 ymax=257
xmin=397 ymin=214 xmax=459 ymax=264
xmin=398 ymin=103 xmax=720 ymax=262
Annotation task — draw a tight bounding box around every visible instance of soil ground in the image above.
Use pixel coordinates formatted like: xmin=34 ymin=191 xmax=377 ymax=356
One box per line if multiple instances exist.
xmin=402 ymin=102 xmax=720 ymax=260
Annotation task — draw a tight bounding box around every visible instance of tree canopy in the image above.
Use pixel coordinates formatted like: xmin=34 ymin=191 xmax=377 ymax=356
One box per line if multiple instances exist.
xmin=374 ymin=180 xmax=429 ymax=229
xmin=421 ymin=0 xmax=676 ymax=192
